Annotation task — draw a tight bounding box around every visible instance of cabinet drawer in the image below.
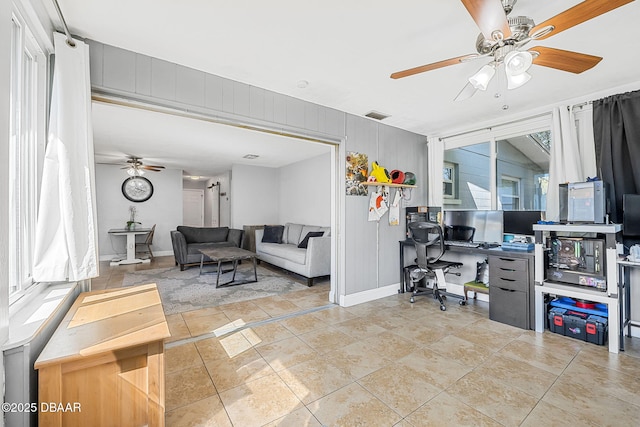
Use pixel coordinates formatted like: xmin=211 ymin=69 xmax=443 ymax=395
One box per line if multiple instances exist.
xmin=489 ymin=256 xmax=527 ymax=272
xmin=490 ymin=275 xmax=527 ymax=292
xmin=489 ymin=286 xmax=528 ymax=329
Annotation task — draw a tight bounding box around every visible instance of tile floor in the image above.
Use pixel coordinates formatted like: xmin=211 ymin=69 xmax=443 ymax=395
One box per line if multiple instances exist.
xmin=97 ymin=256 xmax=640 ymax=427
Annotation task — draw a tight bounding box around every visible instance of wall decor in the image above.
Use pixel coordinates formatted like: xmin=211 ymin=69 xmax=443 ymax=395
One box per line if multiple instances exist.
xmin=346 ymin=151 xmax=368 ymax=196
xmin=122 ymin=176 xmax=154 ymax=202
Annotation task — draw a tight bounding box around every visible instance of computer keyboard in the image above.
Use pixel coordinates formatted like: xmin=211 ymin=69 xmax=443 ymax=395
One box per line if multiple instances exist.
xmin=444 ymin=240 xmax=480 ymax=248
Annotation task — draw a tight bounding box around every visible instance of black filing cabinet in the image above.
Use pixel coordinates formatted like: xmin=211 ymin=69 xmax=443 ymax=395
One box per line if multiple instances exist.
xmin=488 ymin=255 xmax=534 ymax=329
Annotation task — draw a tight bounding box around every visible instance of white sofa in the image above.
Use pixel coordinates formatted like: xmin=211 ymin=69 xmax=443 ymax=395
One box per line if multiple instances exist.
xmin=255 ymin=223 xmax=330 ymax=286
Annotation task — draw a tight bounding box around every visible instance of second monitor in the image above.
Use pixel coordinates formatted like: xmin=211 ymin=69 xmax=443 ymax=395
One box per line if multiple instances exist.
xmin=443 ymin=210 xmax=503 ymax=244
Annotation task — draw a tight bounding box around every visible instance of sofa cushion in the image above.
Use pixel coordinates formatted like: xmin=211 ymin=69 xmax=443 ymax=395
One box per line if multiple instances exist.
xmin=299 ymin=225 xmax=322 ymax=244
xmin=319 ymin=227 xmax=330 ymax=236
xmin=298 ymin=231 xmax=324 ymax=249
xmin=187 ymin=241 xmax=235 ymax=255
xmin=259 ymin=243 xmax=307 ymax=265
xmin=262 ymin=225 xmax=284 ymax=243
xmin=178 ymin=226 xmax=229 ymax=243
xmin=285 ymin=223 xmax=304 ymax=245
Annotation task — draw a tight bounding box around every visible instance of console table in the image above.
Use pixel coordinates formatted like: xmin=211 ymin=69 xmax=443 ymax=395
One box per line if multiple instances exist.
xmin=35 ymin=283 xmax=170 ymax=426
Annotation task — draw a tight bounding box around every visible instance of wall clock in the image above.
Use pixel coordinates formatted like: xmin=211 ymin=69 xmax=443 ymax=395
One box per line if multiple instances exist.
xmin=122 ymin=176 xmax=154 ymax=202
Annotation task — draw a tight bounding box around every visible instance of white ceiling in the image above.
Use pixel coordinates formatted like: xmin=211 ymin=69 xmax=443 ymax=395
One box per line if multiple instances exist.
xmin=92 ymin=101 xmax=330 ymax=177
xmin=54 ymin=0 xmax=640 ymax=174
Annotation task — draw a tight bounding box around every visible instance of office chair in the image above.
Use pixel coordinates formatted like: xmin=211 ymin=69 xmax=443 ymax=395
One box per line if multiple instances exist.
xmin=407 ymin=221 xmax=464 ymax=311
xmin=136 ymin=224 xmax=156 ymax=260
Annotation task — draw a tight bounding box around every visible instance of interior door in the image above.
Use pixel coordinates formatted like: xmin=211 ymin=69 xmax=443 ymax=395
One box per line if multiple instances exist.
xmin=183 ymin=189 xmax=204 ymax=226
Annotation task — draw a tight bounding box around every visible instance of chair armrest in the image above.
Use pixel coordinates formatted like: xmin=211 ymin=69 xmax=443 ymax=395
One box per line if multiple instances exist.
xmin=170 ymin=230 xmax=188 ymax=264
xmin=306 ymin=236 xmax=331 ymax=277
xmin=227 ymin=228 xmax=244 ymax=247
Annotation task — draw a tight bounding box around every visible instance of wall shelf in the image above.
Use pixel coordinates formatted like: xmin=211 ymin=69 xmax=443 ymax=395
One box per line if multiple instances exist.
xmin=361 ymin=182 xmax=417 ymax=188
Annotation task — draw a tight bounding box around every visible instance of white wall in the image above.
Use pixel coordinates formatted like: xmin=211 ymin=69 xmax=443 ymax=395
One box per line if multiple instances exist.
xmin=204 ymin=172 xmax=230 ymax=227
xmin=230 ymin=164 xmax=280 ymax=229
xmin=95 ymin=164 xmax=182 ymax=259
xmin=279 ymin=152 xmax=331 ymax=226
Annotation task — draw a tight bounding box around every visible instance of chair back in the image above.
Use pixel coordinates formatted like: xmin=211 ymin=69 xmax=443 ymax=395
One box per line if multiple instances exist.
xmin=408 ymin=221 xmax=445 ymax=266
xmin=145 ymin=224 xmax=156 ymax=244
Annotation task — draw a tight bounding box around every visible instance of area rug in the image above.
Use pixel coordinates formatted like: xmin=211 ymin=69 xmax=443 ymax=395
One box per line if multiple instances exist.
xmin=122 ymin=264 xmax=308 ymax=315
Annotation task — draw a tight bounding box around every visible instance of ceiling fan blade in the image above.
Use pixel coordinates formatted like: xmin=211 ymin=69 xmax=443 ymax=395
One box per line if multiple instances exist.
xmin=390 ymin=54 xmax=479 ymax=79
xmin=140 ymin=165 xmax=163 ymax=171
xmin=531 ymin=0 xmax=634 ymax=40
xmin=454 ymin=82 xmax=478 ymax=102
xmin=460 ymin=0 xmax=512 ymax=41
xmin=143 ymin=165 xmax=165 ymax=169
xmin=529 ymin=46 xmax=602 ymax=74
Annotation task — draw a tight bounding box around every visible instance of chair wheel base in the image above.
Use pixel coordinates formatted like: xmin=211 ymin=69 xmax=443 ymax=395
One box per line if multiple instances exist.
xmin=440 ymin=305 xmax=446 ymax=311
xmin=410 ymin=297 xmax=415 ymax=303
xmin=459 ymin=300 xmax=466 ymax=306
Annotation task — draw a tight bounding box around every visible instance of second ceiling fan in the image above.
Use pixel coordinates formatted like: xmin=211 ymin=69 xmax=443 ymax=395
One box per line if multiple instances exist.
xmin=391 ymin=0 xmax=635 ymax=100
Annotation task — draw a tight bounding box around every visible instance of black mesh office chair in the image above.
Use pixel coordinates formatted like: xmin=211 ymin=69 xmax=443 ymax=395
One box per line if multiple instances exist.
xmin=445 ymin=225 xmax=476 ymax=242
xmin=407 ymin=221 xmax=465 ymax=311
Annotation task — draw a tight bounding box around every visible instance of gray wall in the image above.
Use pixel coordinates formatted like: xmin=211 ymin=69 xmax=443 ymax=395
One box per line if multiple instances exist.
xmin=87 ymin=40 xmax=429 ymax=298
xmin=231 ymin=164 xmax=280 ymax=229
xmin=95 ymin=164 xmax=183 ymax=259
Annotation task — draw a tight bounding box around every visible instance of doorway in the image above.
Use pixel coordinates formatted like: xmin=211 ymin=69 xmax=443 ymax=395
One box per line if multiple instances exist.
xmin=183 ymin=189 xmax=204 ymax=226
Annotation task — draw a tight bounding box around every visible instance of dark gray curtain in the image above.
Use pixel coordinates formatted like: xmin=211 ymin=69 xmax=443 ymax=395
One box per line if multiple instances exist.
xmin=593 ymin=90 xmax=640 ymax=223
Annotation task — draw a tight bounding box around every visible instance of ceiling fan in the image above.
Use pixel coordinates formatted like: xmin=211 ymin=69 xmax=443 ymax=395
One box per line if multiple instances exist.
xmin=390 ymin=0 xmax=635 ymax=100
xmin=121 ymin=157 xmax=165 ymax=176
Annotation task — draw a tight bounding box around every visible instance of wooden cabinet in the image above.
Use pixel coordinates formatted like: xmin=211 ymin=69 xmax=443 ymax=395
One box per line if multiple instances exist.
xmin=489 ymin=254 xmax=535 ymax=329
xmin=35 ymin=283 xmax=170 ymax=427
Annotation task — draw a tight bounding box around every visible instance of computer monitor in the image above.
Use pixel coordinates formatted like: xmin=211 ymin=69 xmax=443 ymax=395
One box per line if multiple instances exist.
xmin=443 ymin=210 xmax=503 ymax=244
xmin=623 ymin=194 xmax=640 ymax=237
xmin=503 ymin=210 xmax=542 ymax=236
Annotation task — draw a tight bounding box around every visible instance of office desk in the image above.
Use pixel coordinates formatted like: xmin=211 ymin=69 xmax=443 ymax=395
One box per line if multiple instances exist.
xmin=619 ymin=259 xmax=640 ymax=348
xmin=108 ymin=227 xmax=152 ymax=266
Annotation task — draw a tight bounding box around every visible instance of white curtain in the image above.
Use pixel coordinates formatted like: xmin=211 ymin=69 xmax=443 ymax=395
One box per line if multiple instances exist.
xmin=546 ymin=106 xmax=585 ymax=221
xmin=427 ymin=136 xmax=444 ymax=207
xmin=33 ymin=33 xmax=98 ymax=282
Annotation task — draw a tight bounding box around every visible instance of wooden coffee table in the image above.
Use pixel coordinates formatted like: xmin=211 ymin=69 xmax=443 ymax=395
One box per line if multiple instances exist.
xmin=199 ymin=247 xmax=258 ymax=288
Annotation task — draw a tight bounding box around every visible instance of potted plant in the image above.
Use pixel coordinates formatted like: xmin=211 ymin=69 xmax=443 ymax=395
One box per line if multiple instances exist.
xmin=126 ymin=205 xmax=141 ymax=230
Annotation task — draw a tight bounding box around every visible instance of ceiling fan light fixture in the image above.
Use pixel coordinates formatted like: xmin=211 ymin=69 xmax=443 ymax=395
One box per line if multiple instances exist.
xmin=504 ymin=50 xmax=533 ymax=75
xmin=506 ymin=70 xmax=531 ymax=89
xmin=127 ymin=167 xmax=144 ymax=176
xmin=468 ymin=64 xmax=495 ymax=91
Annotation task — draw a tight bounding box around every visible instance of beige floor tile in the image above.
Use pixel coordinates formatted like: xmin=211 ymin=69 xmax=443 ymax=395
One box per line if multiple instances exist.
xmin=516 ymin=329 xmax=585 ymax=355
xmin=165 ymin=395 xmax=233 ymax=427
xmin=205 ymin=347 xmax=275 ymax=392
xmin=165 ymin=314 xmax=191 ymax=343
xmin=195 ymin=332 xmax=255 ymax=362
xmin=280 ymin=311 xmax=325 ymax=335
xmin=446 ymin=369 xmax=538 ymax=426
xmin=471 ymin=317 xmax=527 ymax=339
xmin=426 ymin=334 xmax=495 ymax=367
xmin=333 ymin=316 xmax=388 ymax=339
xmin=366 ymin=309 xmax=413 ymax=330
xmin=364 ymin=330 xmax=419 ymax=360
xmin=396 ymin=347 xmax=472 ymax=390
xmin=498 ymin=339 xmax=574 ymax=376
xmin=184 ymin=312 xmax=233 ymax=337
xmin=520 ymin=400 xmax=600 ymax=427
xmin=311 ymin=305 xmax=358 ymax=324
xmin=253 ymin=295 xmax=302 ymax=316
xmin=219 ymin=373 xmax=303 ymax=427
xmin=257 ymin=336 xmax=318 ymax=371
xmin=404 ymin=391 xmax=503 ymax=427
xmin=452 ymin=325 xmax=514 ymax=350
xmin=165 ymin=342 xmax=203 ymax=374
xmin=277 ymin=355 xmax=354 ymax=404
xmin=218 ymin=300 xmax=270 ymax=323
xmin=181 ymin=306 xmax=223 ymax=322
xmin=575 ymin=344 xmax=640 ymax=376
xmin=239 ymin=321 xmax=295 ymax=347
xmin=308 ymin=382 xmax=402 ymax=426
xmin=325 ymin=340 xmax=394 ymax=380
xmin=298 ymin=325 xmax=357 ymax=354
xmin=390 ymin=322 xmax=450 ymax=347
xmin=358 ymin=363 xmax=441 ymax=417
xmin=262 ymin=406 xmax=322 ymax=427
xmin=165 ymin=365 xmax=217 ymax=411
xmin=475 ymin=353 xmax=558 ymax=399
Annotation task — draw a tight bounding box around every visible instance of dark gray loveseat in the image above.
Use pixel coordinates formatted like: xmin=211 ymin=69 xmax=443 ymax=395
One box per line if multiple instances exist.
xmin=170 ymin=226 xmax=244 ymax=270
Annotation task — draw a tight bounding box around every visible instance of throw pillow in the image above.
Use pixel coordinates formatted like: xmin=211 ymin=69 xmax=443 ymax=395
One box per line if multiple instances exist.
xmin=262 ymin=225 xmax=284 ymax=243
xmin=297 ymin=231 xmax=324 ymax=249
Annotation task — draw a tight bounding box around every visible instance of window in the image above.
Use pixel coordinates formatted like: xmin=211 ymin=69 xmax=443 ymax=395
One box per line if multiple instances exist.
xmin=444 ymin=142 xmax=491 ymax=209
xmin=500 ymin=176 xmax=521 ymax=210
xmin=443 ymin=162 xmax=456 ymax=199
xmin=9 ymin=10 xmax=47 ymax=300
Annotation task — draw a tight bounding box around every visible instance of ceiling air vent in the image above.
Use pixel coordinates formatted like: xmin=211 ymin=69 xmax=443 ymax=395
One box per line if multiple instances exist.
xmin=364 ymin=111 xmax=390 ymax=121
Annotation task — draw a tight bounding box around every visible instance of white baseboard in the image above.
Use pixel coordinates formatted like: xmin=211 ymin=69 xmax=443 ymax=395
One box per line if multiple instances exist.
xmin=339 ymin=283 xmax=400 ymax=307
xmin=99 ymin=250 xmax=174 ymax=262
